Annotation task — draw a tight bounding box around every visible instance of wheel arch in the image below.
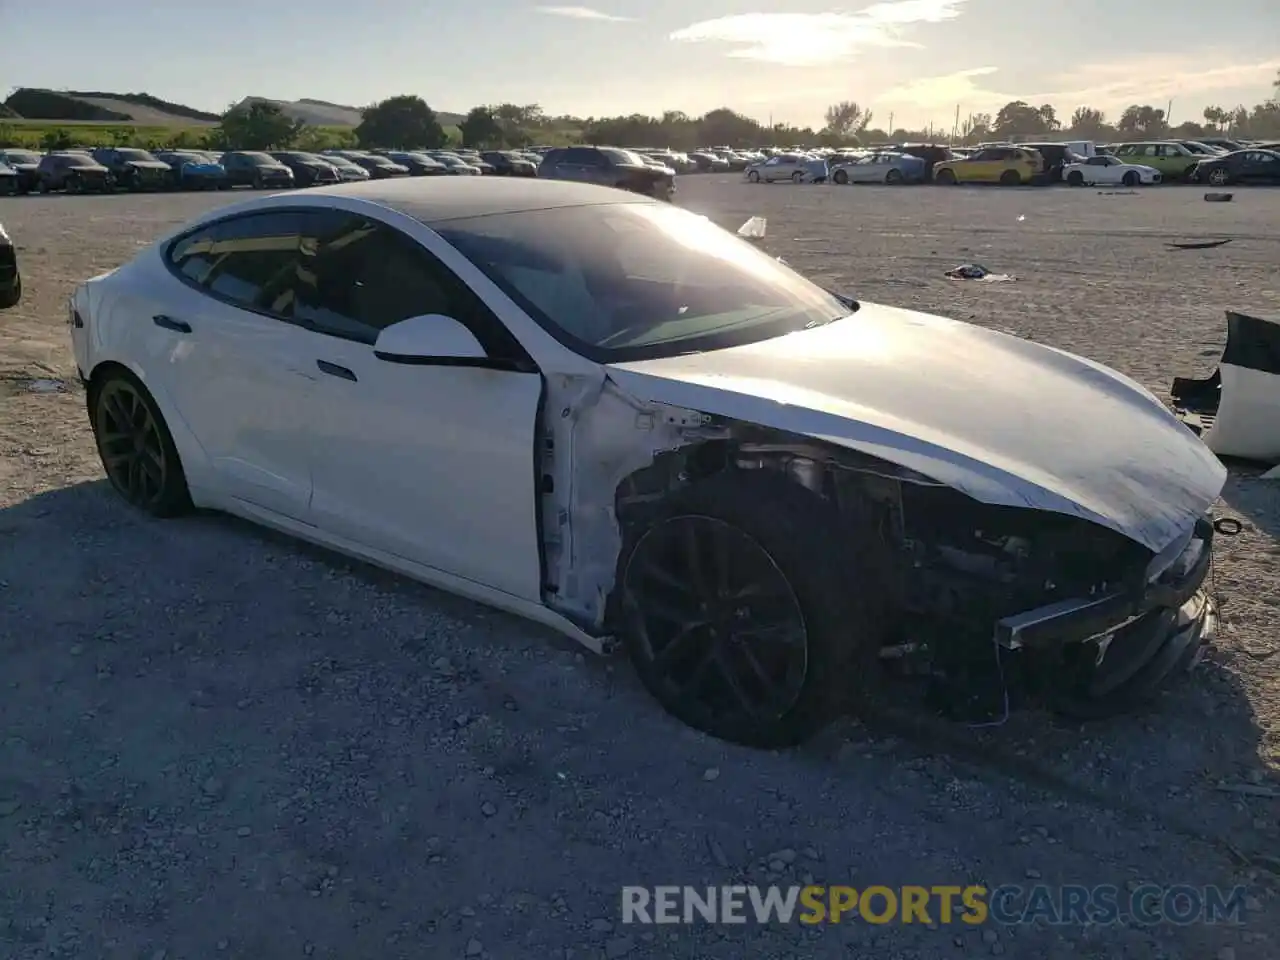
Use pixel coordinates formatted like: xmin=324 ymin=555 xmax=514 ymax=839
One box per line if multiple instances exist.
xmin=87 ymin=357 xmax=212 ymax=495
xmin=607 ymin=426 xmax=915 ymax=629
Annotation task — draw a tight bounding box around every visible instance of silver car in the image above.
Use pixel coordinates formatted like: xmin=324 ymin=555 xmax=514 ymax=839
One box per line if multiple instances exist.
xmin=745 ymin=153 xmax=808 ymax=183
xmin=830 ymin=151 xmax=926 ymax=185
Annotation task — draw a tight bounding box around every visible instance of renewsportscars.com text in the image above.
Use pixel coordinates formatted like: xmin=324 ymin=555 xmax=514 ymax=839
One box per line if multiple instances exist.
xmin=620 ymin=884 xmax=1248 ymax=927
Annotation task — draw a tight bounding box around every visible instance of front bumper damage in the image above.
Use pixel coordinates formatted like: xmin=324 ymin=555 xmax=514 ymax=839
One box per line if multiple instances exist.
xmin=1171 ymin=309 xmax=1280 ymax=464
xmin=999 ymin=517 xmax=1217 ymax=718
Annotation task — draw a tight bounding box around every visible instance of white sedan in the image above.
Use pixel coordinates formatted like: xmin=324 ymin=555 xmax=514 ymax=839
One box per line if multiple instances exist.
xmin=1063 ymin=155 xmax=1162 ymax=186
xmin=70 ymin=178 xmax=1224 ymax=746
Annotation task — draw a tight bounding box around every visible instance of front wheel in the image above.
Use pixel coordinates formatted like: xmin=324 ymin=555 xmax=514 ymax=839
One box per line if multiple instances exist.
xmin=1207 ymin=168 xmax=1230 ymax=186
xmin=935 ymin=168 xmax=956 ymax=185
xmin=884 ymin=168 xmax=902 ymax=184
xmin=832 ymin=169 xmax=848 ymax=185
xmin=1066 ymin=171 xmax=1085 ymax=187
xmin=747 ymin=170 xmax=760 ymax=183
xmin=616 ymin=473 xmax=885 ymax=748
xmin=791 ymin=171 xmax=804 ymax=183
xmin=1121 ymin=170 xmax=1140 ymax=187
xmin=0 ymin=273 xmax=19 ymax=309
xmin=90 ymin=371 xmax=193 ymax=517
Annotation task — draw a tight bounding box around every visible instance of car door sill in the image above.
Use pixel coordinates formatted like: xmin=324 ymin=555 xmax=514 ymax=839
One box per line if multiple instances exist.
xmin=221 ymin=497 xmax=608 ymax=655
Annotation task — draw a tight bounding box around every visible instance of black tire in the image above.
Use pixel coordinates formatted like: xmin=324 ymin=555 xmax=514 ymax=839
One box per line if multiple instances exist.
xmin=747 ymin=170 xmax=760 ymax=183
xmin=0 ymin=273 xmax=19 ymax=309
xmin=1066 ymin=171 xmax=1085 ymax=187
xmin=1121 ymin=170 xmax=1140 ymax=187
xmin=833 ymin=169 xmax=849 ymax=185
xmin=90 ymin=368 xmax=193 ymax=518
xmin=1000 ymin=169 xmax=1021 ymax=186
xmin=1207 ymin=168 xmax=1230 ymax=187
xmin=935 ymin=168 xmax=957 ymax=185
xmin=615 ymin=472 xmax=886 ymax=748
xmin=885 ymin=168 xmax=902 ymax=184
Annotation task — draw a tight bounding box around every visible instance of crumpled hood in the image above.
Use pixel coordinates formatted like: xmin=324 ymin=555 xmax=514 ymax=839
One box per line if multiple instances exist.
xmin=607 ymin=303 xmax=1226 ymax=553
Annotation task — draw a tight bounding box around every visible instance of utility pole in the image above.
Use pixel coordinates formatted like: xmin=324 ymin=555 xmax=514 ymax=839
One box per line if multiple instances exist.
xmin=1166 ymin=99 xmax=1173 ymax=127
xmin=888 ymin=112 xmax=894 ymax=137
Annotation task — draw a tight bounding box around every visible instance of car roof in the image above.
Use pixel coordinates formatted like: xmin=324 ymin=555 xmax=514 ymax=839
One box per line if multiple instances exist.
xmin=236 ymin=177 xmax=655 ymax=225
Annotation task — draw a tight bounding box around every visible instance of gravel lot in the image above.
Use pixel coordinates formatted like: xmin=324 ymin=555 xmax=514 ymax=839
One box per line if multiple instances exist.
xmin=1 ymin=179 xmax=1278 ymax=960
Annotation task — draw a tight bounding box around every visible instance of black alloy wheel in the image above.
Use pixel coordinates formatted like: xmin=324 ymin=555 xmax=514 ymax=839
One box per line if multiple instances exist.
xmin=624 ymin=515 xmax=810 ymax=732
xmin=92 ymin=373 xmax=191 ymax=516
xmin=617 ymin=473 xmax=885 ymax=747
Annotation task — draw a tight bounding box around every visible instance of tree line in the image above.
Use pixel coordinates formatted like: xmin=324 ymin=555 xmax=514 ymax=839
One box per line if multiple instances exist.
xmin=6 ymin=71 xmax=1278 ymax=153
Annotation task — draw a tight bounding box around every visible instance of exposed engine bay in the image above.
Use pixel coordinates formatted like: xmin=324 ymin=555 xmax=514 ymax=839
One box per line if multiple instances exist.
xmin=536 ymin=373 xmax=1222 ymax=721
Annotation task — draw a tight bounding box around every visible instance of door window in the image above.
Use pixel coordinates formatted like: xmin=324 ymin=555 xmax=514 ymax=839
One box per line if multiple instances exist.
xmin=564 ymin=147 xmax=599 ymax=165
xmin=165 ymin=211 xmax=308 ymax=312
xmin=290 ymin=211 xmax=521 ymax=358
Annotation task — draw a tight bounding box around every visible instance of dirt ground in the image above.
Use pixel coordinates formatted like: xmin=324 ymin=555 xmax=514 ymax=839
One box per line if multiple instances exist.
xmin=1 ymin=179 xmax=1278 ymax=960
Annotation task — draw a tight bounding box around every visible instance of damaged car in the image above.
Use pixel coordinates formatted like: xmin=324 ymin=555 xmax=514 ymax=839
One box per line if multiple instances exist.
xmin=68 ymin=179 xmax=1227 ymax=748
xmin=0 ymin=222 xmax=20 ymax=308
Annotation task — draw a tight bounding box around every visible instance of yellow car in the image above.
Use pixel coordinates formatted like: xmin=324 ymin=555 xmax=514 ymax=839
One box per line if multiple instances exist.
xmin=934 ymin=146 xmax=1044 ymax=185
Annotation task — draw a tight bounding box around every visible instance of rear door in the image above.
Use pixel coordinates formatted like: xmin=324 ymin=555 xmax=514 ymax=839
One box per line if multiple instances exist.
xmin=152 ymin=210 xmax=318 ymax=519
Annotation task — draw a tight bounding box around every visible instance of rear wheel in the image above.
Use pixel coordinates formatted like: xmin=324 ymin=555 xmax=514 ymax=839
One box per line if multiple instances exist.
xmin=791 ymin=171 xmax=804 ymax=183
xmin=617 ymin=473 xmax=885 ymax=748
xmin=747 ymin=170 xmax=760 ymax=183
xmin=935 ymin=168 xmax=957 ymax=185
xmin=1207 ymin=168 xmax=1230 ymax=186
xmin=999 ymin=169 xmax=1022 ymax=186
xmin=1066 ymin=170 xmax=1085 ymax=187
xmin=1121 ymin=170 xmax=1140 ymax=187
xmin=90 ymin=370 xmax=193 ymax=517
xmin=833 ymin=169 xmax=849 ymax=185
xmin=884 ymin=168 xmax=902 ymax=184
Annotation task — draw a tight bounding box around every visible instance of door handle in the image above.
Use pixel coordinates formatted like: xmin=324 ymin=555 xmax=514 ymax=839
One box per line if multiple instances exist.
xmin=152 ymin=314 xmax=191 ymax=333
xmin=316 ymin=360 xmax=357 ymax=382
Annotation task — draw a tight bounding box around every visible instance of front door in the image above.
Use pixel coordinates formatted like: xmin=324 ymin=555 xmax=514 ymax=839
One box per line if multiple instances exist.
xmin=152 ymin=209 xmax=319 ymax=519
xmin=290 ymin=209 xmax=545 ymax=601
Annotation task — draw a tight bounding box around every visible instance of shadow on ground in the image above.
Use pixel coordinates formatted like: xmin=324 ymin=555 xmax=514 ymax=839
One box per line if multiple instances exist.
xmin=0 ymin=481 xmax=1274 ymax=959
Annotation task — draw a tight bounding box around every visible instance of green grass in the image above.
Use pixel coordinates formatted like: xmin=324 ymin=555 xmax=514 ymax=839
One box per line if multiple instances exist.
xmin=0 ymin=120 xmax=361 ymax=150
xmin=0 ymin=119 xmax=579 ymax=150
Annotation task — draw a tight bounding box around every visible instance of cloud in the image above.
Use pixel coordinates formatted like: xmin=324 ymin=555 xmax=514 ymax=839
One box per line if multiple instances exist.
xmin=535 ymin=6 xmax=634 ymax=21
xmin=877 ymin=58 xmax=1280 ymax=114
xmin=669 ymin=0 xmax=966 ymax=66
xmin=878 ymin=66 xmax=1002 ymax=108
xmin=1042 ymin=58 xmax=1280 ymax=109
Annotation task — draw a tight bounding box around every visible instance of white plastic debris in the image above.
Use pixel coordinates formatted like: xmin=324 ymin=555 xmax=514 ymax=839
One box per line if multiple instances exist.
xmin=737 ymin=216 xmax=767 ymax=239
xmin=28 ymin=379 xmax=65 ymax=393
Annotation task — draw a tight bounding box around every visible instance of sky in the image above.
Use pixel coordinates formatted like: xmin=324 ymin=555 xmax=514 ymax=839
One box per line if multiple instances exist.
xmin=3 ymin=0 xmax=1278 ymax=130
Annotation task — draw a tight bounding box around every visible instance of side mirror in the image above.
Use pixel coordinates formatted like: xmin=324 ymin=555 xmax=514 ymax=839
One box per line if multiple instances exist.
xmin=373 ymin=314 xmax=486 ymax=364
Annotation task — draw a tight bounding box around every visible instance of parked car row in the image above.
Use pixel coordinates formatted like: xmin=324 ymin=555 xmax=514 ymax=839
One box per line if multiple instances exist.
xmin=731 ymin=138 xmax=1280 ymax=187
xmin=0 ymin=146 xmax=550 ymax=195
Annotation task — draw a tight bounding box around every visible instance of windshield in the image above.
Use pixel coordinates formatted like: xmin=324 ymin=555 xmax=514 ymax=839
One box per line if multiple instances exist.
xmin=115 ymin=148 xmax=157 ymax=161
xmin=436 ymin=202 xmax=853 ymax=362
xmin=2 ymin=150 xmax=40 ymax=164
xmin=603 ymin=148 xmax=645 ymax=165
xmin=61 ymin=154 xmax=101 ymax=168
xmin=241 ymin=152 xmax=276 ymax=164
